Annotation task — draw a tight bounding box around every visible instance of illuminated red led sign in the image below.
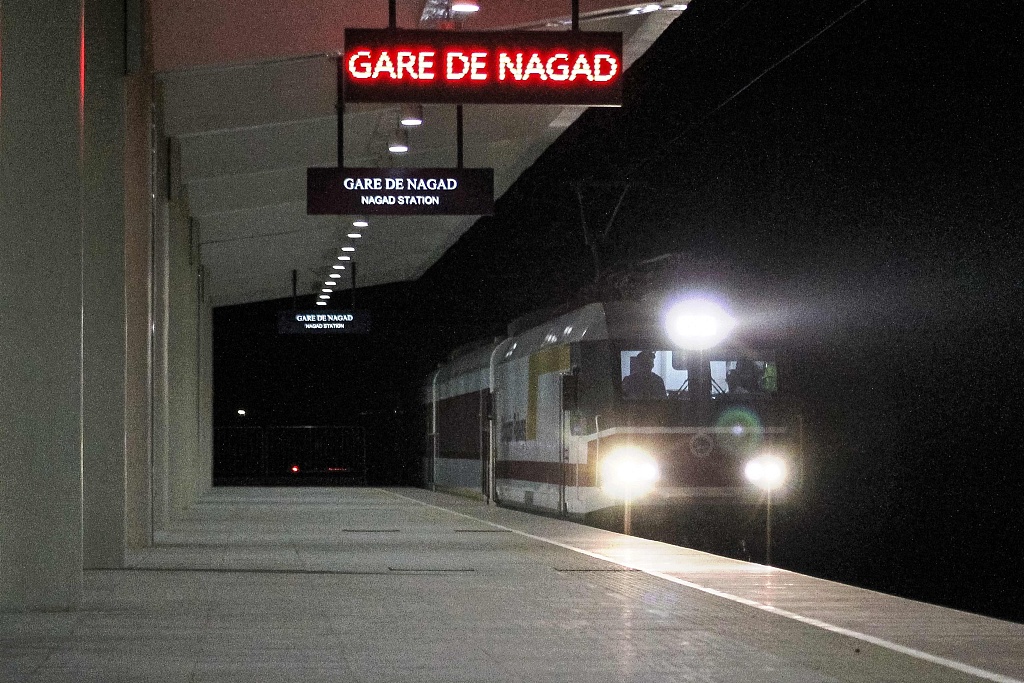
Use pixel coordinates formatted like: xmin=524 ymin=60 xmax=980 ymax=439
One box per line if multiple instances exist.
xmin=342 ymin=29 xmax=623 ymax=106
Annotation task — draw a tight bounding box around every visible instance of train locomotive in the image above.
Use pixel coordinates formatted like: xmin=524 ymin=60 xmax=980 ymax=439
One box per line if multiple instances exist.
xmin=423 ymin=298 xmax=802 ymax=518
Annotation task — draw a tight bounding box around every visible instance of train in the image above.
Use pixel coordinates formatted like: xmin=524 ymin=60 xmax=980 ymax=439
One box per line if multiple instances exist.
xmin=422 ymin=297 xmax=802 ymax=519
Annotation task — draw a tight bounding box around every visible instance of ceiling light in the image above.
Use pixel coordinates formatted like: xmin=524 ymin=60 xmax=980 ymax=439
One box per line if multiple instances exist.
xmin=347 ymin=232 xmax=362 ymax=239
xmin=321 ymin=288 xmax=333 ymax=293
xmin=451 ymin=1 xmax=480 ymax=12
xmin=666 ymin=3 xmax=688 ymax=9
xmin=331 ymin=264 xmax=346 ymax=270
xmin=316 ymin=301 xmax=327 ymax=306
xmin=400 ymin=103 xmax=424 ymax=127
xmin=352 ymin=216 xmax=369 ymax=228
xmin=337 ymin=255 xmax=351 ymax=261
xmin=342 ymin=246 xmax=356 ymax=252
xmin=329 ymin=274 xmax=342 ymax=279
xmin=319 ymin=294 xmax=330 ymax=300
xmin=388 ymin=129 xmax=409 ymax=154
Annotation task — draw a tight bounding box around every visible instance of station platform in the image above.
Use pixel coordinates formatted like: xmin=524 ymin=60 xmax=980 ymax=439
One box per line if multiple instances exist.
xmin=2 ymin=487 xmax=1021 ymax=682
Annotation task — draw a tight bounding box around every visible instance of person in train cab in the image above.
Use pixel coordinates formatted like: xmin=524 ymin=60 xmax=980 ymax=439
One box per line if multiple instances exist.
xmin=622 ymin=350 xmax=666 ymax=399
xmin=727 ymin=359 xmax=759 ymax=394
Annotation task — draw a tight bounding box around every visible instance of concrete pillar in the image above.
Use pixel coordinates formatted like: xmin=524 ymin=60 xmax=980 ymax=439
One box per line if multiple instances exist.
xmin=0 ymin=0 xmax=86 ymax=610
xmin=150 ymin=79 xmax=172 ymax=531
xmin=151 ymin=200 xmax=171 ymax=530
xmin=152 ymin=129 xmax=207 ymax=525
xmin=198 ymin=292 xmax=214 ymax=498
xmin=124 ymin=66 xmax=154 ymax=549
xmin=82 ymin=0 xmax=127 ymax=569
xmin=166 ymin=201 xmax=202 ymax=513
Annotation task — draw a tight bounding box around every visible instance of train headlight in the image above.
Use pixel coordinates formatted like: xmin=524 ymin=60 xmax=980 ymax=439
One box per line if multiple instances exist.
xmin=599 ymin=447 xmax=660 ymax=499
xmin=744 ymin=453 xmax=787 ymax=490
xmin=664 ymin=297 xmax=736 ymax=350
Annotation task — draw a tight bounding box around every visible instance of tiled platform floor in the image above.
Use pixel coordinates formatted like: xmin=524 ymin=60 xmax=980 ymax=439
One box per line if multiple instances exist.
xmin=2 ymin=487 xmax=1021 ymax=682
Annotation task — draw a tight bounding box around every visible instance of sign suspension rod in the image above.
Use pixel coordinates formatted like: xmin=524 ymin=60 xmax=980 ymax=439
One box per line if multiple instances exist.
xmin=456 ymin=105 xmax=464 ymax=169
xmin=572 ymin=0 xmax=579 ymax=31
xmin=337 ymin=63 xmax=345 ymax=167
xmin=350 ymin=261 xmax=357 ymax=309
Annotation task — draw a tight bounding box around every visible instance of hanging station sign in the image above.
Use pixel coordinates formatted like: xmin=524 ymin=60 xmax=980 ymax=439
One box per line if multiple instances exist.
xmin=342 ymin=29 xmax=623 ymax=106
xmin=307 ymin=167 xmax=494 ymax=215
xmin=278 ymin=310 xmax=371 ymax=335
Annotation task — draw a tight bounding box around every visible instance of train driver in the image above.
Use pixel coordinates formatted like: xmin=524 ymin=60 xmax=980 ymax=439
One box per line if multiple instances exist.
xmin=622 ymin=350 xmax=667 ymax=399
xmin=727 ymin=359 xmax=759 ymax=394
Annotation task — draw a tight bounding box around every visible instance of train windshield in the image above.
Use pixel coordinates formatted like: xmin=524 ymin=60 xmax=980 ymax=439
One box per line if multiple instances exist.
xmin=709 ymin=355 xmax=779 ymax=396
xmin=619 ymin=350 xmax=687 ymax=400
xmin=618 ymin=349 xmax=779 ymax=400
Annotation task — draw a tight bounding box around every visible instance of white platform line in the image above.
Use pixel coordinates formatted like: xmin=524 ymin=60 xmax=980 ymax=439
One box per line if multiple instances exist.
xmin=388 ymin=490 xmax=1022 ymax=683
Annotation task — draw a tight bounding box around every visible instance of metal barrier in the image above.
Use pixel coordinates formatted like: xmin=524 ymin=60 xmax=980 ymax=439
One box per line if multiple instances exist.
xmin=214 ymin=426 xmax=367 ymax=484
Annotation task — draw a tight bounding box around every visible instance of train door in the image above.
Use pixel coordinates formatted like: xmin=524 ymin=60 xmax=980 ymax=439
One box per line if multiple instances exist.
xmin=480 ymin=389 xmax=491 ymax=500
xmin=533 ymin=346 xmax=570 ymax=512
xmin=559 ymin=371 xmax=579 ymax=515
xmin=427 ymin=371 xmax=439 ymax=488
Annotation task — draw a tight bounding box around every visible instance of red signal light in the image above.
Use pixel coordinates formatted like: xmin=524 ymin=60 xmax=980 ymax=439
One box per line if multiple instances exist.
xmin=290 ymin=465 xmax=300 ymax=473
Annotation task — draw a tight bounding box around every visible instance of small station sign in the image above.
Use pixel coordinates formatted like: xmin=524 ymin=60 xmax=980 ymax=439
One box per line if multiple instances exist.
xmin=307 ymin=167 xmax=494 ymax=216
xmin=342 ymin=29 xmax=623 ymax=105
xmin=278 ymin=310 xmax=371 ymax=334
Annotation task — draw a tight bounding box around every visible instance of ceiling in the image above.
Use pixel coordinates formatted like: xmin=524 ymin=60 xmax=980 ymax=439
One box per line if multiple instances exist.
xmin=156 ymin=1 xmax=686 ymax=306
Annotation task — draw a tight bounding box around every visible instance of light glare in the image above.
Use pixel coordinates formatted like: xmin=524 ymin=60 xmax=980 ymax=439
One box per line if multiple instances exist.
xmin=744 ymin=454 xmax=787 ymax=490
xmin=451 ymin=1 xmax=480 ymax=12
xmin=664 ymin=298 xmax=736 ymax=350
xmin=599 ymin=446 xmax=660 ymax=499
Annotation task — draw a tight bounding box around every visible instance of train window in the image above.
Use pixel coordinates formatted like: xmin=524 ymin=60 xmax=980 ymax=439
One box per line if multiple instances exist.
xmin=710 ymin=357 xmax=779 ymax=396
xmin=619 ymin=350 xmax=689 ymax=400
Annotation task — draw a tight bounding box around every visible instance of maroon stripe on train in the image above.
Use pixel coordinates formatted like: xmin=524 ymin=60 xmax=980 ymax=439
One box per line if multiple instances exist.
xmin=496 ymin=460 xmax=597 ymax=487
xmin=586 ymin=432 xmax=761 ymax=488
xmin=495 ymin=431 xmax=771 ymax=489
xmin=444 ymin=424 xmax=782 ymax=487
